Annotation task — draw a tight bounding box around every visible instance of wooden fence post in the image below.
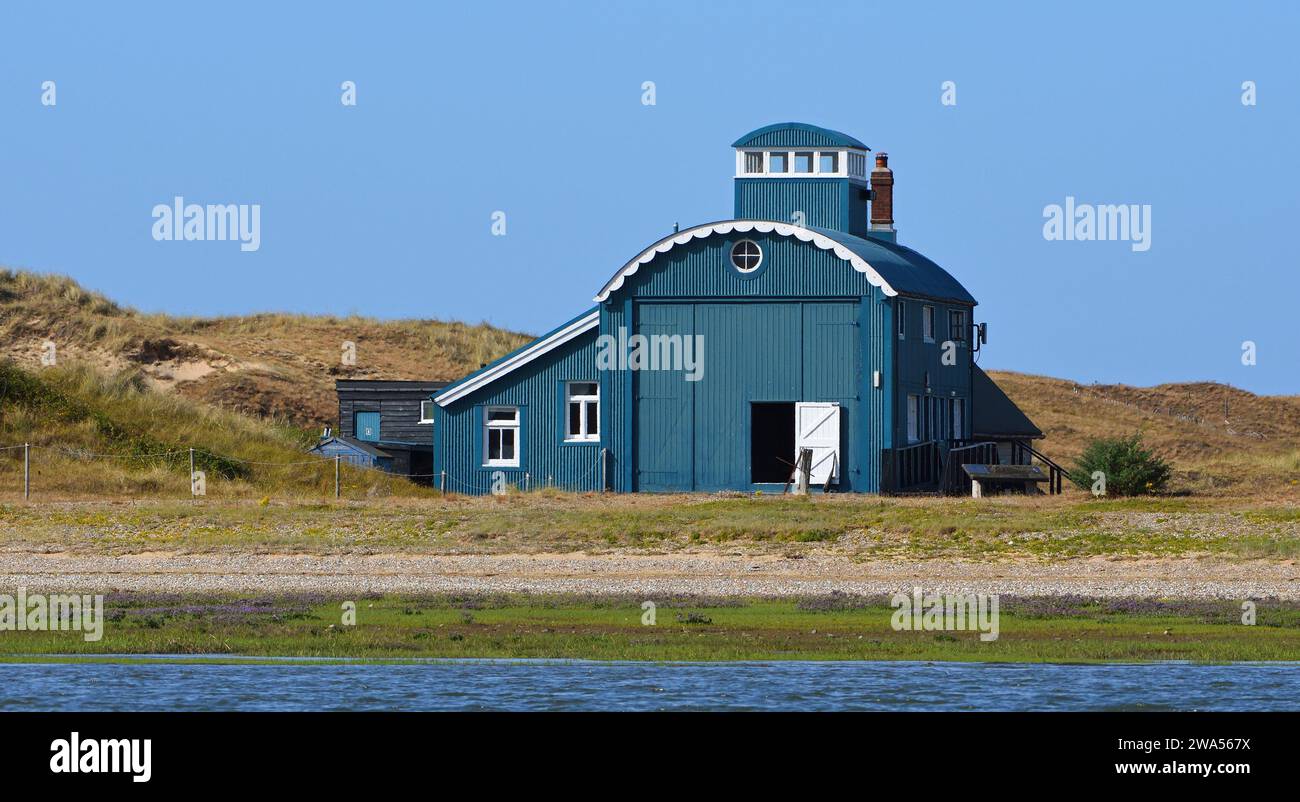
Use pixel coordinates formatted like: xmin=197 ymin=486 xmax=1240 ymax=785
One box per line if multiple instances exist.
xmin=793 ymin=448 xmax=811 ymax=495
xmin=23 ymin=443 xmax=30 ymax=501
xmin=335 ymin=455 xmax=341 ymax=499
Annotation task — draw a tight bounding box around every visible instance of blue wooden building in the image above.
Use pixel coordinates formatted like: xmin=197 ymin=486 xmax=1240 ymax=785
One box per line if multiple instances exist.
xmin=431 ymin=123 xmax=1045 ymax=494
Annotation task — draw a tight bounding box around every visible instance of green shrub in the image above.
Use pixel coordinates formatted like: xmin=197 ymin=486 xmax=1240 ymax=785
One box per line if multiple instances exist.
xmin=1069 ymin=434 xmax=1172 ymax=496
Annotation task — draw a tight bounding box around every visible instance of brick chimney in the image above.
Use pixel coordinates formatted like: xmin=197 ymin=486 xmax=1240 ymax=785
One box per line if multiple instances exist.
xmin=870 ymin=152 xmax=895 ymax=237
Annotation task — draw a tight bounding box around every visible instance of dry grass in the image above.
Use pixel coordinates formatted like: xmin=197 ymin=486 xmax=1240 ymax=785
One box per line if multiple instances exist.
xmin=986 ymin=370 xmax=1300 ymax=497
xmin=0 ymin=360 xmax=431 ymax=500
xmin=0 ymin=491 xmax=1296 ymax=559
xmin=0 ymin=269 xmax=533 ymax=427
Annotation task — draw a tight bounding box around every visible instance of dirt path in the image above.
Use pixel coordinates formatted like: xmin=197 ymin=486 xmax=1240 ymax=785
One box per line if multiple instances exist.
xmin=4 ymin=552 xmax=1297 ymax=599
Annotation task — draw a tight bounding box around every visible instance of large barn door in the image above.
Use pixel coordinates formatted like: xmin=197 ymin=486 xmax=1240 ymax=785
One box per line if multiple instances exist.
xmin=634 ymin=303 xmax=694 ymax=491
xmin=795 ymin=402 xmax=840 ymax=484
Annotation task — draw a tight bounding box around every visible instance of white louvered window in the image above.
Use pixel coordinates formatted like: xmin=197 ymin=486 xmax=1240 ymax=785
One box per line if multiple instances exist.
xmin=848 ymin=152 xmax=866 ymax=178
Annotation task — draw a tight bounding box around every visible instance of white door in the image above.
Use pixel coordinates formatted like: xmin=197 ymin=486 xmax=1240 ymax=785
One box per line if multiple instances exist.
xmin=795 ymin=402 xmax=841 ymax=484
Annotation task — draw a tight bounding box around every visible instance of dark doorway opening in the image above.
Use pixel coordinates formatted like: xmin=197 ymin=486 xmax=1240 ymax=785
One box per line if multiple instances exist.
xmin=751 ymin=402 xmax=795 ymax=483
xmin=410 ymin=449 xmax=434 ymax=486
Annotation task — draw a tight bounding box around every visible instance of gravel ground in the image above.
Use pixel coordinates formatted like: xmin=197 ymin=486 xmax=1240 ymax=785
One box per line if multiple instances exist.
xmin=3 ymin=552 xmax=1298 ymax=599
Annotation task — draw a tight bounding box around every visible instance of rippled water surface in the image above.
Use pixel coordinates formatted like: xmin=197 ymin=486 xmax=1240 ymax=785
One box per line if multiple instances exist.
xmin=2 ymin=660 xmax=1296 ymax=711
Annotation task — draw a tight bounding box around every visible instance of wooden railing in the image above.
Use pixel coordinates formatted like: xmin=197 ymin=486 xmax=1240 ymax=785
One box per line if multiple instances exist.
xmin=884 ymin=438 xmax=1066 ymax=495
xmin=1019 ymin=441 xmax=1068 ymax=495
xmin=881 ymin=440 xmax=941 ymax=492
xmin=939 ymin=441 xmax=1000 ymax=495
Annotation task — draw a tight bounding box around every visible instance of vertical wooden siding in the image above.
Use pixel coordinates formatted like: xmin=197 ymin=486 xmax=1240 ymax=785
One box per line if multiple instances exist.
xmin=435 ymin=330 xmax=604 ymax=494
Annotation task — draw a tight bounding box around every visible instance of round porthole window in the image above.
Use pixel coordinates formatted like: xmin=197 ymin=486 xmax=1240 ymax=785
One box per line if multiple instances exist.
xmin=730 ymin=239 xmax=763 ymax=273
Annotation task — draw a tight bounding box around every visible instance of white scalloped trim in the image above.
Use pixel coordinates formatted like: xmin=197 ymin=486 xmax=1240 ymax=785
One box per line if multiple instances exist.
xmin=593 ymin=220 xmax=897 ymax=302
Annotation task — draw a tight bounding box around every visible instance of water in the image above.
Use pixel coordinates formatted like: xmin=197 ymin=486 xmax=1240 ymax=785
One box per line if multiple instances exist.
xmin=2 ymin=659 xmax=1297 ymax=711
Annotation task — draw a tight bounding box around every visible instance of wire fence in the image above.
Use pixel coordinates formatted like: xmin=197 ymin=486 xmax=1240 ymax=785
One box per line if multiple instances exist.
xmin=0 ymin=442 xmax=610 ymax=501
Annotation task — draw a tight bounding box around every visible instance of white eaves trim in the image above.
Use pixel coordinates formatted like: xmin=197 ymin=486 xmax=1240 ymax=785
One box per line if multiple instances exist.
xmin=434 ymin=309 xmax=600 ymax=407
xmin=593 ymin=220 xmax=898 ymax=302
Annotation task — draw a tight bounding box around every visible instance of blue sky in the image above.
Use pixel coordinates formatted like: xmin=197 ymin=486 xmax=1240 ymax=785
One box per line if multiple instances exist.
xmin=1 ymin=1 xmax=1296 ymax=394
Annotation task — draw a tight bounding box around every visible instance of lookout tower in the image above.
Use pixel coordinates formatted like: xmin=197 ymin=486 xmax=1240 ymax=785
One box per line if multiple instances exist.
xmin=732 ymin=122 xmax=877 ymax=239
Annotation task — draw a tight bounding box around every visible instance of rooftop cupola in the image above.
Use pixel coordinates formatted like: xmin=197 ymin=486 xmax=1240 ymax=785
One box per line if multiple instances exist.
xmin=732 ymin=122 xmax=874 ymax=239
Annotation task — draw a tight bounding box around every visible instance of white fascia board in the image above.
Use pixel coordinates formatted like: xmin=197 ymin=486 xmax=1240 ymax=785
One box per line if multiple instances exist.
xmin=434 ymin=310 xmax=600 ymax=407
xmin=593 ymin=220 xmax=898 ymax=303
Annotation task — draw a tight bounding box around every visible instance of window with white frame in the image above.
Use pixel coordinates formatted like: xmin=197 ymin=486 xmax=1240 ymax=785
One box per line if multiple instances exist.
xmin=952 ymin=398 xmax=965 ymax=439
xmin=907 ymin=395 xmax=919 ymax=443
xmin=484 ymin=406 xmax=519 ymax=466
xmin=419 ymin=400 xmax=435 ymax=424
xmin=897 ymin=301 xmax=906 ymax=338
xmin=922 ymin=305 xmax=935 ymax=341
xmin=737 ymin=149 xmax=863 ymax=177
xmin=730 ymin=239 xmax=763 ymax=272
xmin=565 ymin=382 xmax=599 ymax=442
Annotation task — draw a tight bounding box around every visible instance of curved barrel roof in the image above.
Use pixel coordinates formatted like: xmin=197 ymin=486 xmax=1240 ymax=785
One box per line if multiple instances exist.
xmin=805 ymin=225 xmax=976 ymax=305
xmin=731 ymin=122 xmax=869 ymax=150
xmin=593 ymin=220 xmax=976 ymax=306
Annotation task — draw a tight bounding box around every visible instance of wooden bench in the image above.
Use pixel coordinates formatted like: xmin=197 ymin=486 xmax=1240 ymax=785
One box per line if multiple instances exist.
xmin=962 ymin=464 xmax=1050 ymax=497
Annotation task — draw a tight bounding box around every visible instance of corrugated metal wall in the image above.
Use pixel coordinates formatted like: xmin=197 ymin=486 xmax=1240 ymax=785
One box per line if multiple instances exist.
xmin=622 ymin=231 xmax=880 ymax=299
xmin=437 ymin=227 xmax=959 ymax=495
xmin=435 ymin=329 xmax=605 ymax=494
xmin=602 ymin=300 xmax=633 ymax=492
xmin=624 ymin=300 xmax=869 ymax=491
xmin=691 ymin=302 xmax=803 ymax=490
xmin=893 ymin=297 xmax=974 ymax=444
xmin=735 ymin=178 xmax=868 ymax=235
xmin=599 ymin=231 xmax=900 ymax=492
